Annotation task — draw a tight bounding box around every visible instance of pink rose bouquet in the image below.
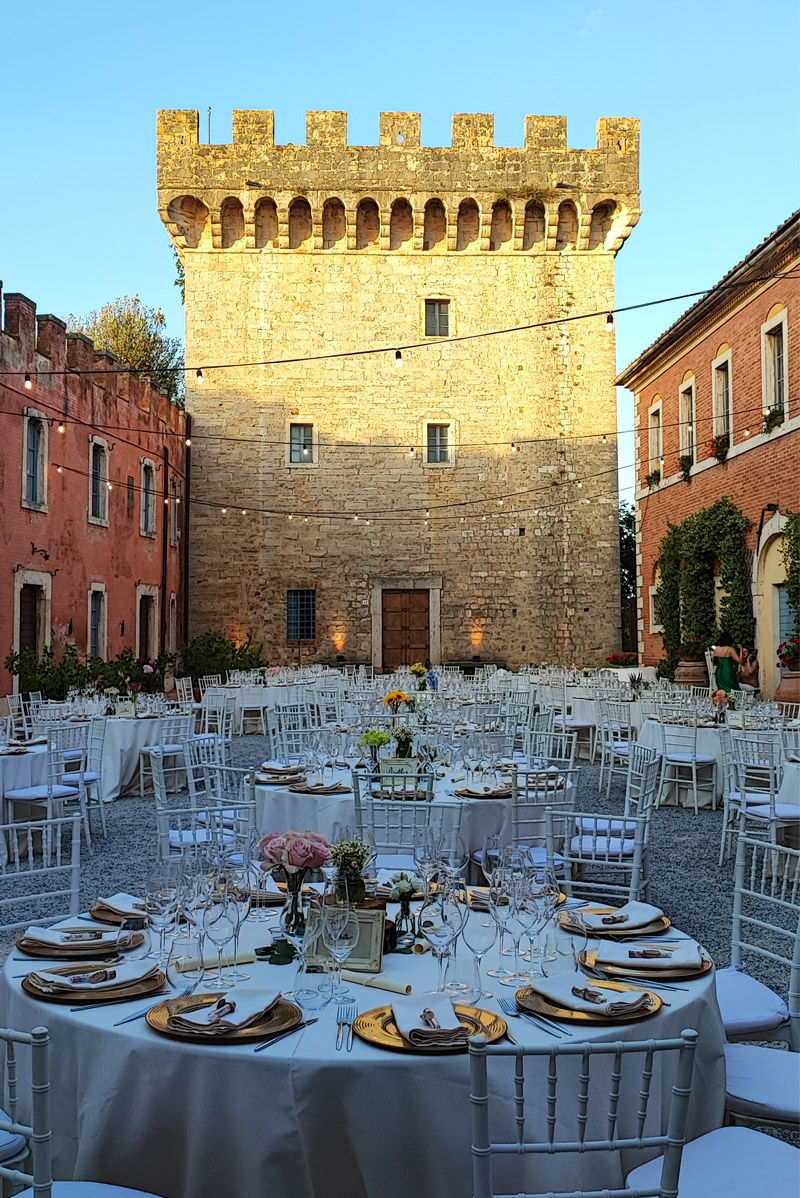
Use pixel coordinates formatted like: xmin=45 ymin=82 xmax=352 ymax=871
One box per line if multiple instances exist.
xmin=258 ymin=829 xmax=330 ymax=875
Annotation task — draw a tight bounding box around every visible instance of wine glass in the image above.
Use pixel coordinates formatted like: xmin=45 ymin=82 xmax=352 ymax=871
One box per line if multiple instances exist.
xmin=418 ymin=888 xmax=464 ymax=994
xmin=321 ymin=880 xmax=359 ymax=1000
xmin=166 ymin=935 xmax=205 ymax=990
xmin=116 ymin=917 xmax=151 ymax=961
xmin=495 ymin=878 xmax=538 ymax=987
xmin=202 ymin=896 xmax=237 ymax=990
xmin=413 ymin=827 xmax=441 ymax=897
xmin=461 ymin=900 xmax=498 ymax=1001
xmin=481 ymin=836 xmax=508 ymax=978
xmin=144 ymin=861 xmax=181 ymax=963
xmin=223 ymin=866 xmax=252 ymax=984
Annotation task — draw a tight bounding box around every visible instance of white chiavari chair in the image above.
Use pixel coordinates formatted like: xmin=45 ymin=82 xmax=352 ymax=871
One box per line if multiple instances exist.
xmin=546 ymin=806 xmax=649 ymax=905
xmin=0 ymin=814 xmax=80 ymax=932
xmin=137 ymin=712 xmax=194 ymax=798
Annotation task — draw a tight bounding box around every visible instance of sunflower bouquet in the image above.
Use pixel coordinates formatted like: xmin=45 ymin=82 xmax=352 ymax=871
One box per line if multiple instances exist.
xmin=384 ymin=689 xmax=411 ymax=714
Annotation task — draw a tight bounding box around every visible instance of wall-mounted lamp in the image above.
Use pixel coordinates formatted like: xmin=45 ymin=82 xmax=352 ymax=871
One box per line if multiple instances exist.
xmin=120 ymin=621 xmax=125 ymax=636
xmin=757 ymin=503 xmax=780 ymax=543
xmin=67 ymin=620 xmax=73 ymax=636
xmin=31 ymin=543 xmax=50 ymax=561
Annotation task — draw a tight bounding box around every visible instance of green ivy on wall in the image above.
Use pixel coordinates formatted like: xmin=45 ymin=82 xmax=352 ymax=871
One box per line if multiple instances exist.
xmin=782 ymin=511 xmax=800 ymax=636
xmin=655 ymin=497 xmax=755 ymax=678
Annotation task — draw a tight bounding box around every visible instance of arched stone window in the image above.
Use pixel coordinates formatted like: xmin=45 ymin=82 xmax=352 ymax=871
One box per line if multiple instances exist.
xmin=522 ymin=200 xmax=545 ymax=250
xmin=322 ymin=198 xmax=346 ymax=249
xmin=390 ymin=199 xmax=413 ymax=250
xmin=588 ymin=200 xmax=617 ymax=250
xmin=167 ymin=195 xmax=209 ymax=249
xmin=288 ymin=198 xmax=313 ymax=249
xmin=254 ymin=198 xmax=278 ymax=249
xmin=456 ymin=200 xmax=480 ymax=251
xmin=220 ymin=197 xmax=245 ymax=248
xmin=555 ymin=201 xmax=578 ymax=251
xmin=489 ymin=200 xmax=513 ymax=250
xmin=356 ymin=199 xmax=380 ymax=249
xmin=423 ymin=199 xmax=447 ymax=251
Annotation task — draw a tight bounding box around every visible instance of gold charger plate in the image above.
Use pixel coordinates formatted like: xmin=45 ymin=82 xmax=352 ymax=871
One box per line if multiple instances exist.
xmin=582 ymin=948 xmax=713 ymax=982
xmin=353 ymin=1003 xmax=507 ymax=1053
xmin=145 ymin=992 xmax=302 ymax=1043
xmin=255 ymin=774 xmax=307 ymax=786
xmin=22 ymin=967 xmax=165 ymax=1005
xmin=15 ymin=931 xmax=145 ymax=959
xmin=0 ymin=748 xmax=29 ymax=756
xmin=88 ymin=903 xmax=146 ymax=925
xmin=559 ymin=909 xmax=672 ymax=939
xmin=516 ymin=981 xmax=662 ymax=1024
xmin=455 ymin=788 xmax=512 ymax=800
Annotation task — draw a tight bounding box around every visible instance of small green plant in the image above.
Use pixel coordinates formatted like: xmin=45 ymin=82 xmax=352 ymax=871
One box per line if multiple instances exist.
xmin=763 ymin=406 xmax=785 ymax=435
xmin=178 ymin=630 xmax=265 ymax=681
xmin=678 ymin=454 xmax=693 ymax=482
xmin=644 ymin=468 xmax=661 ymax=490
xmin=709 ymin=433 xmax=730 ymax=463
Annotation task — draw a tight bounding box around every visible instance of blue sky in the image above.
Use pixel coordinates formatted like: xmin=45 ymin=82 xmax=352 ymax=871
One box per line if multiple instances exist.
xmin=2 ymin=0 xmax=798 ymax=499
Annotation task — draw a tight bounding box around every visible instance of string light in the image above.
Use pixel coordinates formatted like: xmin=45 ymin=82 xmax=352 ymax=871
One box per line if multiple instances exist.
xmin=288 ymin=513 xmax=293 ymax=520
xmin=57 ymin=422 xmax=65 ymax=434
xmin=606 ymin=313 xmax=615 ymax=330
xmin=303 ymin=516 xmax=309 ymax=523
xmin=107 ymin=482 xmax=113 ymax=491
xmin=56 ymin=466 xmax=62 ymax=473
xmin=221 ymin=507 xmax=227 ymax=514
xmin=241 ymin=509 xmax=246 ymax=515
xmin=24 ymin=373 xmax=32 ymax=389
xmin=425 ymin=509 xmax=430 ymax=518
xmin=196 ymin=369 xmax=204 ymax=384
xmin=511 ymin=442 xmax=519 ymax=453
xmin=408 ymin=446 xmax=415 ymax=457
xmin=577 ymin=482 xmax=583 ymax=488
xmin=744 ymin=428 xmax=751 ymax=437
xmin=185 ymin=438 xmax=192 ymax=446
xmin=394 ymin=350 xmax=403 ymax=368
xmin=602 ymin=433 xmax=608 ymax=444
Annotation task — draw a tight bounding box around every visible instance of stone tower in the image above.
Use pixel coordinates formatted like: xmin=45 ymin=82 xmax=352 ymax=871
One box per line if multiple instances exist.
xmin=157 ymin=110 xmax=640 ymax=669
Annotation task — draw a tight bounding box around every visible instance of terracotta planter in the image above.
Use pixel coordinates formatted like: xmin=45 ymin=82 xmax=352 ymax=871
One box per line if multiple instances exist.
xmin=674 ymin=660 xmax=709 ymax=687
xmin=774 ymin=671 xmax=800 ymax=704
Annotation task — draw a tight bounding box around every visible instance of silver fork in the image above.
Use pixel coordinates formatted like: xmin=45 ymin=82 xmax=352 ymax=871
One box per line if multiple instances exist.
xmin=335 ymin=1002 xmax=349 ymax=1051
xmin=339 ymin=1002 xmax=357 ymax=1052
xmin=497 ymin=997 xmax=568 ymax=1038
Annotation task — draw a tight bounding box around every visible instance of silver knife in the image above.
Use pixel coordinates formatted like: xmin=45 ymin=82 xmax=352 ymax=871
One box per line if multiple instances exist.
xmin=254 ymin=1017 xmax=318 ymax=1051
xmin=110 ymin=984 xmax=194 ymax=1023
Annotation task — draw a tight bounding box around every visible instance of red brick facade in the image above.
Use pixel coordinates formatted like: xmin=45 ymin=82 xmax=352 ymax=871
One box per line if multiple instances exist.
xmin=618 ymin=213 xmax=799 ymax=694
xmin=0 ymin=287 xmax=188 ymax=694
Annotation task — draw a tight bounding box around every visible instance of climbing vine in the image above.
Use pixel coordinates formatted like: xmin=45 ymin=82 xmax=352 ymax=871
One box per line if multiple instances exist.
xmin=655 ymin=497 xmax=755 ymax=677
xmin=782 ymin=511 xmax=800 ymax=636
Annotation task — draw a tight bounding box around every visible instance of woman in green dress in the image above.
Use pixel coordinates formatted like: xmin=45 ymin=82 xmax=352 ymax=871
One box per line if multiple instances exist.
xmin=713 ymin=631 xmax=741 ymax=692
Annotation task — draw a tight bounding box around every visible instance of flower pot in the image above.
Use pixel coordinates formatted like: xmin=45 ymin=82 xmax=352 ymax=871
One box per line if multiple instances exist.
xmin=674 ymin=660 xmax=709 ymax=687
xmin=774 ymin=671 xmax=800 ymax=703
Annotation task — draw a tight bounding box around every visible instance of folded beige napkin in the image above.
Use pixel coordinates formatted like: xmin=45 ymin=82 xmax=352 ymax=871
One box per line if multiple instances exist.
xmin=259 ymin=763 xmax=305 ymax=775
xmin=255 ymin=773 xmax=308 ymax=786
xmin=341 ymin=970 xmax=412 ymax=996
xmin=175 ymin=948 xmax=257 ymax=973
xmin=169 ymin=987 xmax=280 ymax=1035
xmin=787 ymin=753 xmax=800 ymax=764
xmin=391 ymin=994 xmax=468 ymax=1046
xmin=0 ymin=747 xmax=28 ymax=756
xmin=595 ymin=940 xmax=703 ymax=971
xmin=29 ymin=961 xmax=160 ymax=993
xmin=96 ymin=893 xmax=147 ymax=918
xmin=288 ymin=782 xmax=352 ymax=795
xmin=530 ymin=971 xmax=652 ymax=1017
xmin=411 ymin=942 xmax=432 ymax=955
xmin=455 ymin=786 xmax=512 ymax=799
xmin=580 ymin=902 xmax=664 ymax=932
xmin=20 ymin=925 xmax=119 ymax=950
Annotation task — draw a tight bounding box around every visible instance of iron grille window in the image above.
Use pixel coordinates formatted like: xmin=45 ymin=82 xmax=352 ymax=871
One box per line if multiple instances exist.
xmin=427 ymin=423 xmax=450 ymax=464
xmin=289 ymin=424 xmax=314 ymax=464
xmin=424 ymin=300 xmax=449 ymax=338
xmin=287 ymin=589 xmax=317 ymax=642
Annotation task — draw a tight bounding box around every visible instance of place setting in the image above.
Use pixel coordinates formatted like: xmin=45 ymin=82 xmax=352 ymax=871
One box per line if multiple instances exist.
xmin=147 ymin=986 xmax=303 ymax=1044
xmin=254 ymin=762 xmax=308 ymax=785
xmin=15 ymin=921 xmax=142 ymax=959
xmin=559 ymin=900 xmax=671 ymax=939
xmin=352 ymin=992 xmax=507 ymax=1054
xmin=22 ymin=959 xmax=166 ymax=1005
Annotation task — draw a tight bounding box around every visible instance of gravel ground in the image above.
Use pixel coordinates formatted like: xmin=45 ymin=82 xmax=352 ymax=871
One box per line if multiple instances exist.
xmin=3 ymin=735 xmax=796 ymax=1145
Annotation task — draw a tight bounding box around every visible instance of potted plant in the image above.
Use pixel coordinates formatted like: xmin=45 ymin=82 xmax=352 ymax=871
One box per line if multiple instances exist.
xmin=644 ymin=468 xmax=661 ymax=490
xmin=775 ymin=636 xmax=800 ymax=703
xmin=763 ymin=406 xmax=785 ymax=435
xmin=678 ymin=454 xmax=693 ymax=482
xmin=709 ymin=433 xmax=730 ymax=463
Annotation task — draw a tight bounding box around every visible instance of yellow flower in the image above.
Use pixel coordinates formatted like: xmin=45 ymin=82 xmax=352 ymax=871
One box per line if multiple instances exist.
xmin=384 ymin=690 xmax=410 ymax=707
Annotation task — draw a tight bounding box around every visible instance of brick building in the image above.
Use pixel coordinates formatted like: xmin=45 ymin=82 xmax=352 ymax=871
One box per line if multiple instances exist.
xmin=618 ymin=212 xmax=799 ymax=696
xmin=157 ymin=109 xmax=640 ymax=670
xmin=0 ymin=287 xmax=188 ymax=694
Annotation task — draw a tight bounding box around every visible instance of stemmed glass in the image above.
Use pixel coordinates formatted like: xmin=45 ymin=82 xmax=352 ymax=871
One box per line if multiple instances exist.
xmin=418 ymin=887 xmax=464 ymax=994
xmin=413 ymin=828 xmax=441 ymax=897
xmin=202 ymin=894 xmax=237 ymax=990
xmin=223 ymin=866 xmax=252 ymax=984
xmin=166 ymin=935 xmax=205 ymax=990
xmin=481 ymin=836 xmax=508 ymax=979
xmin=144 ymin=861 xmax=181 ymax=964
xmin=321 ymin=879 xmax=359 ymax=1001
xmin=461 ymin=899 xmax=498 ymax=1001
xmin=494 ymin=876 xmax=538 ymax=988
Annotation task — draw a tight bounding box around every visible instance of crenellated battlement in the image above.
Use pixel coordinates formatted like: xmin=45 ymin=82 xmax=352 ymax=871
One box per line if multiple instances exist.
xmin=157 ymin=110 xmax=640 ymax=255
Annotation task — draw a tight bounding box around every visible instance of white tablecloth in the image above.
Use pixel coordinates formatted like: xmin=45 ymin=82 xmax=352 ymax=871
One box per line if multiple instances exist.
xmin=0 ymin=745 xmax=48 ymax=804
xmin=0 ymin=912 xmax=726 ymax=1198
xmin=101 ymin=717 xmax=175 ymax=802
xmin=637 ymin=720 xmax=721 ymax=807
xmin=777 ymin=761 xmax=800 ymax=807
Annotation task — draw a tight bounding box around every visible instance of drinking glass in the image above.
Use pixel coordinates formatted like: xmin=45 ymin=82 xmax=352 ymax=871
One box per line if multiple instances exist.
xmin=413 ymin=828 xmax=441 ymax=897
xmin=495 ymin=879 xmax=537 ymax=987
xmin=321 ymin=881 xmax=359 ymax=1000
xmin=145 ymin=862 xmax=181 ymax=963
xmin=223 ymin=867 xmax=252 ymax=984
xmin=166 ymin=935 xmax=205 ymax=990
xmin=116 ymin=917 xmax=151 ymax=961
xmin=202 ymin=898 xmax=237 ymax=990
xmin=482 ymin=837 xmax=508 ymax=978
xmin=461 ymin=902 xmax=498 ymax=1001
xmin=418 ymin=889 xmax=464 ymax=994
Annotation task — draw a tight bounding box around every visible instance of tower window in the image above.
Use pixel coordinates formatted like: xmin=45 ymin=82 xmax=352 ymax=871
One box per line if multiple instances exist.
xmin=287 ymin=589 xmax=316 ymax=642
xmin=425 ymin=300 xmax=449 ymax=338
xmin=426 ymin=423 xmax=450 ymax=464
xmin=289 ymin=424 xmax=315 ymax=464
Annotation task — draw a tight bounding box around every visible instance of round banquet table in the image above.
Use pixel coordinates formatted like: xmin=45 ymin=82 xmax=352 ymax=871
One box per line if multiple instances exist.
xmin=0 ymin=744 xmax=48 ymax=806
xmin=0 ymin=911 xmax=726 ymax=1198
xmin=101 ymin=716 xmax=184 ymax=802
xmin=254 ymin=768 xmax=575 ymax=855
xmin=637 ymin=719 xmax=722 ymax=807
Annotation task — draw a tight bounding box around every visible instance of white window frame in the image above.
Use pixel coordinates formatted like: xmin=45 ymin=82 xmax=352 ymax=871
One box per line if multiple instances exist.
xmin=678 ymin=379 xmax=696 ymax=458
xmin=12 ymin=568 xmax=52 ymax=671
xmin=649 ymin=585 xmax=663 ymax=635
xmin=135 ymin=582 xmax=159 ymax=660
xmin=421 ymin=296 xmax=454 ymax=339
xmin=423 ymin=419 xmax=456 ymax=468
xmin=711 ymin=349 xmax=733 ymax=443
xmin=140 ymin=458 xmax=157 ymax=538
xmin=88 ymin=435 xmax=110 ymax=526
xmin=761 ymin=308 xmax=788 ymax=416
xmin=87 ymin=583 xmax=107 ymax=660
xmin=21 ymin=407 xmax=49 ymax=512
xmin=286 ymin=421 xmax=318 ymax=468
xmin=647 ymin=399 xmax=662 ymax=473
xmin=169 ymin=476 xmax=180 ymax=546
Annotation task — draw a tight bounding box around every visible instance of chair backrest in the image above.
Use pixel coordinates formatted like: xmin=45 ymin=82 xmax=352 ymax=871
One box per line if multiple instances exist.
xmin=547 ymin=807 xmax=647 ymax=904
xmin=0 ymin=815 xmax=81 ymax=931
xmin=86 ymin=714 xmax=107 ymax=775
xmin=731 ymin=834 xmax=800 ymax=1048
xmin=155 ymin=711 xmax=195 ymax=748
xmin=623 ymin=743 xmax=661 ymax=818
xmin=0 ymin=1025 xmax=51 ymax=1196
xmin=659 ymin=718 xmax=701 ymax=757
xmin=782 ymin=727 xmax=800 ymax=760
xmin=353 ymin=773 xmax=436 ymax=855
xmin=704 ymin=650 xmax=716 ymax=692
xmin=43 ymin=725 xmax=87 ymax=794
xmin=512 ymin=767 xmax=578 ymax=849
xmin=468 ymin=1030 xmax=698 ymax=1198
xmin=151 ymin=747 xmax=256 ymax=861
xmin=176 ymin=676 xmax=194 ymax=703
xmin=731 ymin=731 xmax=783 ymax=806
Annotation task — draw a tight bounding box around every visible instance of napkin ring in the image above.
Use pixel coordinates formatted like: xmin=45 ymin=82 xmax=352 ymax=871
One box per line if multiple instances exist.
xmin=420 ymin=1008 xmax=441 ymax=1029
xmin=601 ymin=914 xmax=628 ymax=925
xmin=571 ymin=986 xmax=605 ymax=1005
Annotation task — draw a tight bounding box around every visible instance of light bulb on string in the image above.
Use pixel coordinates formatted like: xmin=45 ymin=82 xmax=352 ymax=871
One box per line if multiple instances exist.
xmin=107 ymin=482 xmax=113 ymax=491
xmin=577 ymin=482 xmax=583 ymax=488
xmin=425 ymin=509 xmax=430 ymax=518
xmin=602 ymin=433 xmax=607 ymax=444
xmin=394 ymin=350 xmax=403 ymax=368
xmin=288 ymin=514 xmax=293 ymax=520
xmin=24 ymin=373 xmax=32 ymax=390
xmin=196 ymin=369 xmax=204 ymax=384
xmin=511 ymin=442 xmax=519 ymax=453
xmin=606 ymin=313 xmax=614 ymax=330
xmin=241 ymin=509 xmax=246 ymax=515
xmin=56 ymin=466 xmax=63 ymax=474
xmin=221 ymin=508 xmax=227 ymax=514
xmin=744 ymin=427 xmax=751 ymax=437
xmin=58 ymin=422 xmax=65 ymax=434
xmin=185 ymin=438 xmax=191 ymax=446
xmin=353 ymin=515 xmax=359 ymax=522
xmin=408 ymin=446 xmax=415 ymax=457
xmin=303 ymin=516 xmax=309 ymax=523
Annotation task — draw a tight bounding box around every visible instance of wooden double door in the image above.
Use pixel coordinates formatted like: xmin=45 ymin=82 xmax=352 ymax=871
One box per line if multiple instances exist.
xmin=381 ymin=590 xmax=429 ymax=671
